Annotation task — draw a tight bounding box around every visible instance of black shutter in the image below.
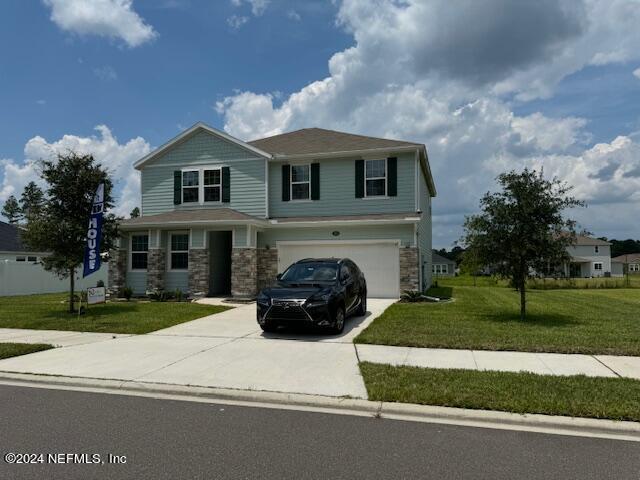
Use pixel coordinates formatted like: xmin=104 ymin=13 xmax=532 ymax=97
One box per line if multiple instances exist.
xmin=282 ymin=164 xmax=291 ymax=202
xmin=222 ymin=166 xmax=230 ymax=203
xmin=387 ymin=157 xmax=397 ymax=197
xmin=355 ymin=160 xmax=364 ymax=198
xmin=173 ymin=171 xmax=182 ymax=205
xmin=311 ymin=163 xmax=320 ymax=200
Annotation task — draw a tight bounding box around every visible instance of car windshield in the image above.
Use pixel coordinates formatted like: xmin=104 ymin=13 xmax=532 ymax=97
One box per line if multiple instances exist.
xmin=280 ymin=263 xmax=338 ymax=284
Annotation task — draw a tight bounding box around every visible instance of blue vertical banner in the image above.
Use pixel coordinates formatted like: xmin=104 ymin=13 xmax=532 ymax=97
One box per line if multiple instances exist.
xmin=83 ymin=183 xmax=104 ymax=278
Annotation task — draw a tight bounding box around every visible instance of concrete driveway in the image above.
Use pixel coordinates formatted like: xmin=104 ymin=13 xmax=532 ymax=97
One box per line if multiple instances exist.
xmin=0 ymin=298 xmax=395 ymax=398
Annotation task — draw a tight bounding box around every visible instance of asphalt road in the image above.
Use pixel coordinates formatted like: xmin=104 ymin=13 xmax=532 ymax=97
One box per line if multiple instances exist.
xmin=0 ymin=384 xmax=638 ymax=480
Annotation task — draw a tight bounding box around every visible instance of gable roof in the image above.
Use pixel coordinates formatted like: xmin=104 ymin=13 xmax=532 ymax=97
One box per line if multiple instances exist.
xmin=612 ymin=253 xmax=640 ymax=263
xmin=119 ymin=208 xmax=265 ymax=229
xmin=248 ymin=128 xmax=421 ymax=156
xmin=133 ymin=122 xmax=272 ymax=170
xmin=573 ymin=235 xmax=611 ymax=246
xmin=432 ymin=250 xmax=456 ymax=265
xmin=0 ymin=221 xmax=26 ymax=252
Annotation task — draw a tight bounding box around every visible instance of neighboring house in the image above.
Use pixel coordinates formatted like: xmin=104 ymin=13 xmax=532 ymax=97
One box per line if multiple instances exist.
xmin=0 ymin=220 xmax=106 ymax=295
xmin=0 ymin=220 xmax=43 ymax=263
xmin=564 ymin=235 xmax=617 ymax=278
xmin=611 ymin=253 xmax=640 ymax=276
xmin=111 ymin=123 xmax=437 ymax=298
xmin=431 ymin=251 xmax=456 ymax=277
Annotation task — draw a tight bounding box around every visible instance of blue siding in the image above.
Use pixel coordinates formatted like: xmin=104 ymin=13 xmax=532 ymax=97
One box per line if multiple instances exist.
xmin=166 ymin=272 xmax=189 ymax=292
xmin=126 ymin=272 xmax=147 ymax=295
xmin=141 ymin=130 xmax=266 ymax=217
xmin=269 ymin=152 xmax=416 ymax=218
xmin=417 ymin=169 xmax=432 ymax=289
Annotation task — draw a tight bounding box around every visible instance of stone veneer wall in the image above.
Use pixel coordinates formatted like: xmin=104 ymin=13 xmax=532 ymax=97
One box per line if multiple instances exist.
xmin=108 ymin=249 xmax=127 ymax=294
xmin=147 ymin=248 xmax=166 ymax=291
xmin=188 ymin=249 xmax=209 ymax=295
xmin=257 ymin=248 xmax=278 ymax=292
xmin=399 ymin=247 xmax=419 ymax=292
xmin=231 ymin=248 xmax=257 ymax=298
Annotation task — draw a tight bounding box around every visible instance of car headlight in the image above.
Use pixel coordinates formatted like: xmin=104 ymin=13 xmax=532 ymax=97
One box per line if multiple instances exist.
xmin=257 ymin=293 xmax=271 ymax=306
xmin=306 ymin=293 xmax=331 ymax=307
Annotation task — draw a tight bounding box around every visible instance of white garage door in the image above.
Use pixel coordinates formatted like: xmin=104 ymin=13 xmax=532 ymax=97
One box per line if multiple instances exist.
xmin=277 ymin=241 xmax=400 ymax=298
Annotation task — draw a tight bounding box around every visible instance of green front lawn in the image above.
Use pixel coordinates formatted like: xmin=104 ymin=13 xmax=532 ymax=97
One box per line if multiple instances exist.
xmin=0 ymin=294 xmax=231 ymax=334
xmin=0 ymin=343 xmax=54 ymax=360
xmin=361 ymin=362 xmax=640 ymax=422
xmin=356 ymin=286 xmax=640 ymax=355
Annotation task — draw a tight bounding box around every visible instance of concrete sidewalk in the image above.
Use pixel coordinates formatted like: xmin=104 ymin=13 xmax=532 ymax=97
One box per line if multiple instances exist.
xmin=0 ymin=299 xmax=396 ymax=398
xmin=356 ymin=344 xmax=640 ymax=379
xmin=0 ymin=328 xmax=131 ymax=347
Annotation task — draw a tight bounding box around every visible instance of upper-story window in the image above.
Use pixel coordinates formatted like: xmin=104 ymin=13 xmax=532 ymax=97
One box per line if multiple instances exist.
xmin=182 ymin=171 xmax=199 ymax=203
xmin=291 ymin=165 xmax=310 ymax=200
xmin=130 ymin=234 xmax=149 ymax=270
xmin=365 ymin=159 xmax=386 ymax=197
xmin=204 ymin=169 xmax=221 ymax=202
xmin=594 ymin=245 xmax=599 ymax=253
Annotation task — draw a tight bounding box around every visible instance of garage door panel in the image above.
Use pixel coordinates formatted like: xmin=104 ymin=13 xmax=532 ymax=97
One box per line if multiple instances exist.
xmin=277 ymin=242 xmax=400 ymax=298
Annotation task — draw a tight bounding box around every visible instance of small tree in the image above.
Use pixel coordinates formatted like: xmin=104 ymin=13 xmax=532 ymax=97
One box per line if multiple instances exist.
xmin=21 ymin=152 xmax=119 ymax=313
xmin=129 ymin=206 xmax=140 ymax=218
xmin=1 ymin=195 xmax=22 ymax=224
xmin=459 ymin=245 xmax=483 ymax=287
xmin=461 ymin=169 xmax=584 ymax=320
xmin=19 ymin=181 xmax=45 ymax=221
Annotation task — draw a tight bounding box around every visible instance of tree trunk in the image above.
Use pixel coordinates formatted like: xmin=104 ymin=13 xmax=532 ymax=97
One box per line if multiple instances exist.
xmin=519 ymin=285 xmax=526 ymax=321
xmin=69 ymin=267 xmax=75 ymax=313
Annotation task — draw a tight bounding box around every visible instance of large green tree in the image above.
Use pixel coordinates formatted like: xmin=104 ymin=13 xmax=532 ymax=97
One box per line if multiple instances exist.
xmin=1 ymin=195 xmax=21 ymax=224
xmin=19 ymin=181 xmax=45 ymax=221
xmin=461 ymin=169 xmax=584 ymax=320
xmin=21 ymin=152 xmax=119 ymax=313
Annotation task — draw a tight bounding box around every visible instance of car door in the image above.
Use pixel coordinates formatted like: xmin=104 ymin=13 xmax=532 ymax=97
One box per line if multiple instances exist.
xmin=340 ymin=263 xmax=357 ymax=312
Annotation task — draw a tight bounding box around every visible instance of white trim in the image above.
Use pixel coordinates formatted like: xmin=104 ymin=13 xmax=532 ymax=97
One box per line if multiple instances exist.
xmin=414 ymin=150 xmax=419 ymax=211
xmin=180 ymin=169 xmax=200 ymax=205
xmin=128 ymin=232 xmax=150 ymax=273
xmin=202 ymin=166 xmax=222 ymax=204
xmin=167 ymin=231 xmax=190 ymax=272
xmin=203 ymin=227 xmax=235 ymax=250
xmin=120 ymin=218 xmax=269 ymax=230
xmin=268 ymin=217 xmax=420 ymax=228
xmin=290 ymin=163 xmax=311 ymax=201
xmin=273 ymin=145 xmax=419 ymax=161
xmin=264 ymin=158 xmax=269 ymax=218
xmin=276 ymin=239 xmax=401 ymax=247
xmin=364 ymin=158 xmax=387 ymax=198
xmin=134 ymin=122 xmax=271 ymax=169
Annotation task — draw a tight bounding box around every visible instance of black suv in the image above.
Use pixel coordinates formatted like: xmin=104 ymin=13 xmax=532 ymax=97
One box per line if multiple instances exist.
xmin=256 ymin=258 xmax=367 ymax=334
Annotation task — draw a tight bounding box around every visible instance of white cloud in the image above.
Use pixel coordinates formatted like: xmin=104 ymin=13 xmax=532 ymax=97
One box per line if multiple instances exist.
xmin=216 ymin=0 xmax=640 ymax=246
xmin=633 ymin=68 xmax=640 ymax=80
xmin=1 ymin=126 xmax=151 ymax=218
xmin=287 ymin=9 xmax=301 ymax=21
xmin=226 ymin=15 xmax=249 ymax=30
xmin=93 ymin=65 xmax=118 ymax=81
xmin=44 ymin=0 xmax=157 ymax=48
xmin=231 ymin=0 xmax=270 ymax=16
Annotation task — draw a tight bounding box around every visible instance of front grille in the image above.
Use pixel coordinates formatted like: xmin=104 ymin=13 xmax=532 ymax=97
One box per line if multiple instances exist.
xmin=267 ymin=300 xmax=310 ymax=321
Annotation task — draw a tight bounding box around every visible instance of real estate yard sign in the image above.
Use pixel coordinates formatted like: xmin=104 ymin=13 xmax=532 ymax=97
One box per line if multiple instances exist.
xmin=87 ymin=286 xmax=106 ymax=305
xmin=83 ymin=183 xmax=104 ymax=278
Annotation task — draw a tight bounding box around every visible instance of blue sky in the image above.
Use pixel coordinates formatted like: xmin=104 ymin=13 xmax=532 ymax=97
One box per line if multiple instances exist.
xmin=1 ymin=0 xmax=640 ymax=248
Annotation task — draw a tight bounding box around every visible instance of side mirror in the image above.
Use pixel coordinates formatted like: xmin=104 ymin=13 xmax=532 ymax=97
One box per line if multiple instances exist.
xmin=276 ymin=273 xmax=282 ymax=280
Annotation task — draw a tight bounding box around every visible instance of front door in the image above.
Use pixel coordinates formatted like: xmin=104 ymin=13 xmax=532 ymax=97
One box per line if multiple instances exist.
xmin=209 ymin=231 xmax=232 ymax=295
xmin=569 ymin=263 xmax=581 ymax=278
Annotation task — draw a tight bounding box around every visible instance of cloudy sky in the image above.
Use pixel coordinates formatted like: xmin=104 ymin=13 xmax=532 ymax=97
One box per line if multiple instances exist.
xmin=1 ymin=0 xmax=639 ymax=247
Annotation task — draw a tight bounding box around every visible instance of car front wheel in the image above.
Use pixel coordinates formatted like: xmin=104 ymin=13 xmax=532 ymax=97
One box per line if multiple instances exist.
xmin=331 ymin=306 xmax=345 ymax=334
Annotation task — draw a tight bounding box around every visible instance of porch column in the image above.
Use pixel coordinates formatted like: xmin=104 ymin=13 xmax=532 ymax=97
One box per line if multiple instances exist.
xmin=188 ymin=249 xmax=209 ymax=295
xmin=400 ymin=246 xmax=419 ymax=292
xmin=108 ymin=248 xmax=127 ymax=295
xmin=257 ymin=247 xmax=278 ymax=291
xmin=147 ymin=248 xmax=166 ymax=291
xmin=231 ymin=248 xmax=257 ymax=297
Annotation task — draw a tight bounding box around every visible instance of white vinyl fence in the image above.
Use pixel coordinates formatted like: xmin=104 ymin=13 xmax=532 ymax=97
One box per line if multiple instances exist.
xmin=0 ymin=261 xmax=108 ymax=296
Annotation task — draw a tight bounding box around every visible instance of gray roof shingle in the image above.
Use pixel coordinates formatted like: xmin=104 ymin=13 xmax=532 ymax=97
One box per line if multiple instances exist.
xmin=0 ymin=221 xmax=26 ymax=252
xmin=249 ymin=128 xmax=422 ymax=156
xmin=120 ymin=208 xmax=259 ymax=228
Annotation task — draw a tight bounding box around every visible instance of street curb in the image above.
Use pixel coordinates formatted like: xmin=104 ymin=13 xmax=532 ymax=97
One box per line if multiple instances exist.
xmin=0 ymin=371 xmax=638 ymax=442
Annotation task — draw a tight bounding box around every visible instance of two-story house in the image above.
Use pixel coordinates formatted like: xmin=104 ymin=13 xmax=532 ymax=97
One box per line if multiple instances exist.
xmin=565 ymin=235 xmax=615 ymax=277
xmin=109 ymin=123 xmax=436 ymax=298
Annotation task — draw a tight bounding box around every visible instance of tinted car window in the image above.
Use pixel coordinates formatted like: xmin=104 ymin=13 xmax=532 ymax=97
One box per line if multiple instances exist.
xmin=281 ymin=263 xmax=338 ymax=283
